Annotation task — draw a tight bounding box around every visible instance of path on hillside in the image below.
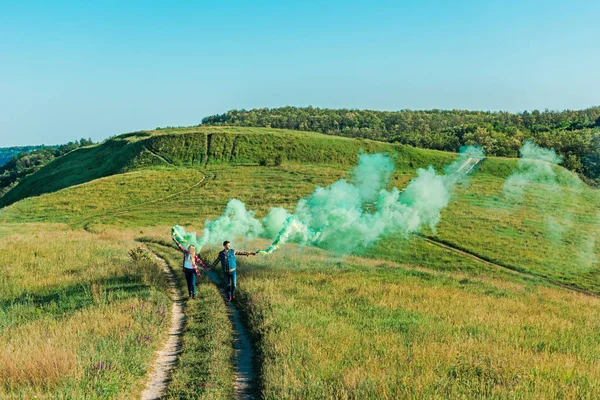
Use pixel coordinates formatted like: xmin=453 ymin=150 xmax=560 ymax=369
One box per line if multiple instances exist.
xmin=414 ymin=156 xmax=598 ymax=298
xmin=419 ymin=234 xmax=599 ymax=298
xmin=110 ymin=171 xmax=208 ymax=217
xmin=76 ymin=171 xmax=209 ymax=229
xmin=141 ymin=253 xmax=185 ymax=400
xmin=204 ymin=268 xmax=260 ymax=399
xmin=144 ymin=145 xmax=176 ymax=166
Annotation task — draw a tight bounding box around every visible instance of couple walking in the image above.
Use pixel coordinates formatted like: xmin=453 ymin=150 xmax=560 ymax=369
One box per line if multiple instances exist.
xmin=172 ymin=234 xmax=255 ymax=301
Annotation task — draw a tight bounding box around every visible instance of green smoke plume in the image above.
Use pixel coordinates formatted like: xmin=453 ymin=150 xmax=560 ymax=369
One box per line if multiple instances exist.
xmin=257 ymin=147 xmax=484 ymax=254
xmin=172 ymin=199 xmax=264 ymax=250
xmin=173 ymin=148 xmax=484 ymax=255
xmin=503 ymin=140 xmax=564 ymax=200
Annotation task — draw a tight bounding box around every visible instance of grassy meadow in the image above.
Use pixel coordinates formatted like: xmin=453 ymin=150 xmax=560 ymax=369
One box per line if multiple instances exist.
xmin=1 ymin=126 xmax=599 ymax=398
xmin=231 ymin=243 xmax=600 ymax=399
xmin=0 ymin=224 xmax=171 ymax=398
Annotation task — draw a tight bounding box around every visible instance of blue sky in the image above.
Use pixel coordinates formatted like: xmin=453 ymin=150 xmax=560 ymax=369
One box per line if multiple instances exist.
xmin=1 ymin=0 xmax=599 ymax=146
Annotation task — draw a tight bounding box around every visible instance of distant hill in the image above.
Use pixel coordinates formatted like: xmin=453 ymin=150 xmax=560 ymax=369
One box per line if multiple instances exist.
xmin=1 ymin=125 xmax=597 ymax=296
xmin=202 ymin=106 xmax=600 ymax=184
xmin=0 ymin=139 xmax=93 ymax=199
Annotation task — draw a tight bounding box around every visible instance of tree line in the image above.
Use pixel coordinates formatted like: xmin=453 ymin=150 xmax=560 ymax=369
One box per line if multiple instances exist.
xmin=0 ymin=138 xmax=94 ymax=197
xmin=202 ymin=107 xmax=600 ymax=185
xmin=0 ymin=145 xmax=53 ymax=167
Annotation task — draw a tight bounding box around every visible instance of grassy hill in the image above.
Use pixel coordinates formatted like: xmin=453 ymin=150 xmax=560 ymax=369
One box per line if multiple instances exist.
xmin=0 ymin=126 xmax=452 ymax=208
xmin=1 ymin=126 xmax=599 ymax=398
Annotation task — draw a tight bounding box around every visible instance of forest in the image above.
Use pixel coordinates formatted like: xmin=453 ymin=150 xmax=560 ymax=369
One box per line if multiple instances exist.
xmin=0 ymin=145 xmax=53 ymax=167
xmin=202 ymin=107 xmax=600 ymax=185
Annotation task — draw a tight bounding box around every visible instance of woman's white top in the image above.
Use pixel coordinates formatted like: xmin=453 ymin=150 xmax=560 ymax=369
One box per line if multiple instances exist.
xmin=184 ymin=253 xmax=194 ymax=269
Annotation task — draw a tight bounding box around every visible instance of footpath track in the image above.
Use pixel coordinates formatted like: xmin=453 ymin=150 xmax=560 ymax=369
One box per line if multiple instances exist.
xmin=419 ymin=234 xmax=599 ymax=298
xmin=205 ymin=268 xmax=260 ymax=399
xmin=143 ymin=242 xmax=260 ymax=399
xmin=75 ymin=171 xmax=208 ymax=229
xmin=141 ymin=253 xmax=185 ymax=400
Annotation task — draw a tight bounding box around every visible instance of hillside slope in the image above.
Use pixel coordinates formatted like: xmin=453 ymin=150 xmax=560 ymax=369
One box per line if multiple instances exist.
xmin=0 ymin=126 xmax=454 ymax=207
xmin=201 ymin=106 xmax=600 ymax=184
xmin=1 ymin=130 xmax=597 ymax=293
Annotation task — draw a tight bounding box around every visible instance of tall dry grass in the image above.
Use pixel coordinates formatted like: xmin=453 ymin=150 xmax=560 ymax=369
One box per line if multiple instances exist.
xmin=226 ymin=242 xmax=600 ymax=399
xmin=0 ymin=224 xmax=171 ymax=398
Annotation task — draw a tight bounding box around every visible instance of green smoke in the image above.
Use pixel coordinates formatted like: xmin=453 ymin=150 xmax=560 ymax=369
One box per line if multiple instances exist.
xmin=171 ymin=199 xmax=264 ymax=250
xmin=174 ymin=148 xmax=484 ymax=255
xmin=171 ymin=225 xmax=201 ymax=249
xmin=503 ymin=141 xmax=564 ymax=200
xmin=259 ymin=147 xmax=484 ymax=254
xmin=199 ymin=198 xmax=263 ymax=246
xmin=502 ymin=141 xmax=599 ymax=270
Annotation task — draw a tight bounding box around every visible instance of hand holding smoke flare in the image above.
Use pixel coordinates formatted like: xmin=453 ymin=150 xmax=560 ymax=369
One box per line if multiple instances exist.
xmin=171 ymin=148 xmax=484 ymax=256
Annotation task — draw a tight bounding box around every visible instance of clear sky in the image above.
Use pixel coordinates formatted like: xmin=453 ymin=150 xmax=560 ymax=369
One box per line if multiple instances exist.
xmin=1 ymin=0 xmax=599 ymax=146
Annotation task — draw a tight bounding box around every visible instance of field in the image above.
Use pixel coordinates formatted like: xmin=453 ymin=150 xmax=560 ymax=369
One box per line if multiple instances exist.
xmin=1 ymin=127 xmax=599 ymax=398
xmin=234 ymin=244 xmax=600 ymax=398
xmin=0 ymin=224 xmax=170 ymax=398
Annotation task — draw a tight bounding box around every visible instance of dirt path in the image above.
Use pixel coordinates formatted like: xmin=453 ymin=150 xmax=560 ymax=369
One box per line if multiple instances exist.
xmin=205 ymin=269 xmax=260 ymax=399
xmin=110 ymin=171 xmax=207 ymax=217
xmin=141 ymin=254 xmax=185 ymax=400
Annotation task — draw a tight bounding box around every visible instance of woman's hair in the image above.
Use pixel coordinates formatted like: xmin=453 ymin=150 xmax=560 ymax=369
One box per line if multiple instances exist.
xmin=188 ymin=245 xmax=196 ymax=256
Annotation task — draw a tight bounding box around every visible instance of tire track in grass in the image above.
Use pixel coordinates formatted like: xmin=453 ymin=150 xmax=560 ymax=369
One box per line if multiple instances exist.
xmin=74 ymin=171 xmax=209 ymax=228
xmin=141 ymin=252 xmax=185 ymax=400
xmin=109 ymin=171 xmax=207 ymax=217
xmin=142 ymin=240 xmax=260 ymax=399
xmin=204 ymin=268 xmax=260 ymax=399
xmin=419 ymin=234 xmax=600 ymax=298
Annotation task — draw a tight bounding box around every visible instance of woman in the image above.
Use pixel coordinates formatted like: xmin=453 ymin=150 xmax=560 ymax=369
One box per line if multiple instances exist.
xmin=172 ymin=235 xmax=208 ymax=299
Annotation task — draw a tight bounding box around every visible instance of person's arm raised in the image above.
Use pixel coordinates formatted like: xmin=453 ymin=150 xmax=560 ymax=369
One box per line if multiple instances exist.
xmin=172 ymin=235 xmax=187 ymax=253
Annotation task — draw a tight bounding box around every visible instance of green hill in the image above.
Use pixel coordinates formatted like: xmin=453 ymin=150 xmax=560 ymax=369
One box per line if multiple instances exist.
xmin=2 ymin=126 xmax=596 ymax=291
xmin=0 ymin=140 xmax=94 ymax=198
xmin=0 ymin=126 xmax=454 ymax=208
xmin=1 ymin=126 xmax=599 ymax=398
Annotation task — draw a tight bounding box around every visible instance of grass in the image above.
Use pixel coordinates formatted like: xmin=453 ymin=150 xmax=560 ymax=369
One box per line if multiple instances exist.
xmin=5 ymin=149 xmax=594 ymax=294
xmin=430 ymin=160 xmax=600 ymax=293
xmin=231 ymin=241 xmax=600 ymax=399
xmin=0 ymin=224 xmax=171 ymax=399
xmin=0 ymin=126 xmax=451 ymax=208
xmin=0 ymin=168 xmax=206 ymax=224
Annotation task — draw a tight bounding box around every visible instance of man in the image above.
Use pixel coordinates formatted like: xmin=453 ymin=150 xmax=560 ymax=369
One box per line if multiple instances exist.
xmin=210 ymin=241 xmax=255 ymax=301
